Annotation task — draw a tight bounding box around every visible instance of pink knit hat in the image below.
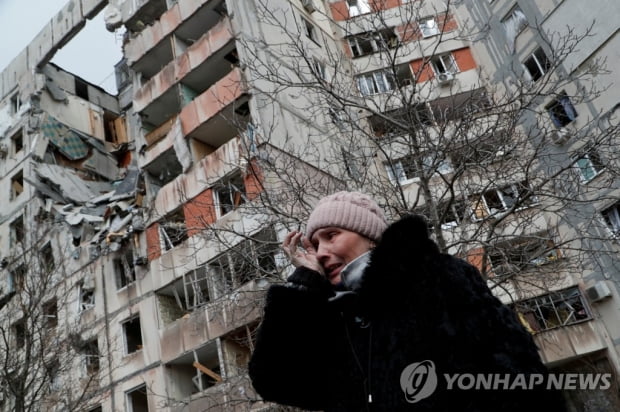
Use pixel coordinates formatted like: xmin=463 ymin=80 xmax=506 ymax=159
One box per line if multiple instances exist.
xmin=306 ymin=191 xmax=388 ymax=242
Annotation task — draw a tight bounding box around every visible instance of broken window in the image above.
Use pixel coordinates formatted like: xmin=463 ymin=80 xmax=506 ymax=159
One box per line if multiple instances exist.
xmin=575 ymin=149 xmax=604 ymax=182
xmin=40 ymin=242 xmax=55 ymax=273
xmin=419 ymin=17 xmax=440 ymax=37
xmin=488 ymin=234 xmax=560 ymax=277
xmin=79 ymin=283 xmax=95 ymax=312
xmin=9 ymin=215 xmax=25 ymax=247
xmin=122 ymin=315 xmax=143 ymax=354
xmin=43 ymin=299 xmax=58 ymax=329
xmin=160 ymin=209 xmax=188 ymax=250
xmin=11 ymin=128 xmax=23 ymax=154
xmin=451 ymin=130 xmax=513 ymax=169
xmin=523 ymin=47 xmax=552 ymax=81
xmin=210 ymin=228 xmax=278 ymax=297
xmin=114 ymin=249 xmax=136 ymax=289
xmin=347 ymin=0 xmax=371 ymax=17
xmin=165 ymin=341 xmax=221 ymax=396
xmin=431 ymin=53 xmax=458 ymax=75
xmin=311 ymin=58 xmax=328 ymax=81
xmin=214 ymin=172 xmax=247 ymax=218
xmin=471 ymin=181 xmax=536 ymax=219
xmin=10 ymin=170 xmax=24 ymax=200
xmin=546 ymin=92 xmax=578 ymax=128
xmin=126 ymin=384 xmax=149 ymax=411
xmin=601 ymin=202 xmax=620 ymax=237
xmin=431 ymin=89 xmax=490 ymax=123
xmin=513 ymin=287 xmax=590 ymax=333
xmin=502 ymin=5 xmax=527 ymax=52
xmin=385 ymin=152 xmax=452 ymax=184
xmin=347 ymin=28 xmax=398 ymax=57
xmin=156 ymin=265 xmax=211 ymax=323
xmin=222 ymin=324 xmax=258 ymax=377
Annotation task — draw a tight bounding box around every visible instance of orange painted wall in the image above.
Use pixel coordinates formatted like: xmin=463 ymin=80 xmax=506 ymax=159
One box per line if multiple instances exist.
xmin=183 ymin=188 xmax=217 ymax=237
xmin=330 ymin=1 xmax=349 ymax=21
xmin=243 ymin=159 xmax=264 ymax=201
xmin=146 ymin=223 xmax=161 ymax=261
xmin=410 ymin=59 xmax=434 ymax=83
xmin=453 ymin=47 xmax=477 ymax=72
xmin=465 ymin=247 xmax=486 ymax=273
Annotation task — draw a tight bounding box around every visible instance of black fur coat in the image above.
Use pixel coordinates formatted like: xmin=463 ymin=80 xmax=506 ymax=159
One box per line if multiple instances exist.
xmin=249 ymin=216 xmax=566 ymax=411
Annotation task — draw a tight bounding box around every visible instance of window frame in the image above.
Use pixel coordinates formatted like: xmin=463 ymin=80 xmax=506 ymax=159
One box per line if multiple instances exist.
xmin=488 ymin=234 xmax=561 ymax=277
xmin=523 ymin=47 xmax=551 ymax=81
xmin=419 ymin=17 xmax=440 ymax=37
xmin=574 ymin=150 xmax=605 ymax=183
xmin=357 ymin=70 xmax=396 ymax=95
xmin=431 ymin=53 xmax=458 ymax=75
xmin=122 ymin=315 xmax=143 ymax=355
xmin=471 ymin=181 xmax=537 ymax=220
xmin=601 ymin=202 xmax=620 ymax=238
xmin=546 ymin=92 xmax=578 ymax=128
xmin=214 ymin=171 xmax=248 ymax=218
xmin=512 ymin=286 xmax=591 ymax=333
xmin=347 ymin=0 xmax=371 ymax=17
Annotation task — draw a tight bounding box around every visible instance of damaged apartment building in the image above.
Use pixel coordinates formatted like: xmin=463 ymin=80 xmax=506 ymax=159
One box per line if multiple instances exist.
xmin=1 ymin=0 xmax=620 ymax=410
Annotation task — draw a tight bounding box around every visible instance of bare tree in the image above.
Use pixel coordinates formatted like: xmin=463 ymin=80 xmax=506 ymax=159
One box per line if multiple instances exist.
xmin=0 ymin=212 xmax=110 ymax=412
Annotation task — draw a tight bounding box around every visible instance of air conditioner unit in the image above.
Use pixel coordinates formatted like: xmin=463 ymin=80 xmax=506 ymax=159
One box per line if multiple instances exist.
xmin=585 ymin=281 xmax=612 ymax=303
xmin=437 ymin=72 xmax=454 ymax=85
xmin=551 ymin=128 xmax=571 ymax=145
xmin=301 ymin=0 xmax=316 ymax=13
xmin=0 ymin=143 xmax=8 ymax=158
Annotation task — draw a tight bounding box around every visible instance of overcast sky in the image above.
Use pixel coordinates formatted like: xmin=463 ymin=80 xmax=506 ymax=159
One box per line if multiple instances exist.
xmin=0 ymin=0 xmax=123 ymax=94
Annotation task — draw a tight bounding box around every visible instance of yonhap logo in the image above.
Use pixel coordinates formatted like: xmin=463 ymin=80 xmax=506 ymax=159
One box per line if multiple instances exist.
xmin=400 ymin=360 xmax=438 ymax=403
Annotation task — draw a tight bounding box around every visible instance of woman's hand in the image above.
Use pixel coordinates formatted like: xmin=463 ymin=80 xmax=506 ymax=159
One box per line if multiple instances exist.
xmin=282 ymin=231 xmax=324 ymax=275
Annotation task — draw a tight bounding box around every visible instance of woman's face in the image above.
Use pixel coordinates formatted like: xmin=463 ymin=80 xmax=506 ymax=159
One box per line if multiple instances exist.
xmin=311 ymin=227 xmax=373 ymax=285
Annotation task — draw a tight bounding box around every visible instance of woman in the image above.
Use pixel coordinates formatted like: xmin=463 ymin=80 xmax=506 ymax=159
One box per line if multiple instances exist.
xmin=249 ymin=191 xmax=565 ymax=411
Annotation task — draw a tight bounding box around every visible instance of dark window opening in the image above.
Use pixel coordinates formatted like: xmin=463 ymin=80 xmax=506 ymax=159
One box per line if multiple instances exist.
xmin=13 ymin=319 xmax=25 ymax=347
xmin=126 ymin=384 xmax=149 ymax=412
xmin=123 ymin=316 xmax=143 ymax=354
xmin=75 ymin=78 xmax=89 ymax=100
xmin=40 ymin=243 xmax=55 ymax=273
xmin=10 ymin=92 xmax=21 ymax=114
xmin=234 ymin=101 xmax=250 ymax=117
xmin=11 ymin=128 xmax=23 ymax=154
xmin=303 ymin=18 xmax=320 ymax=44
xmin=10 ymin=264 xmax=26 ymax=293
xmin=43 ymin=299 xmax=58 ymax=329
xmin=546 ymin=92 xmax=578 ymax=128
xmin=524 ymin=47 xmax=551 ymax=81
xmin=83 ymin=340 xmax=100 ymax=375
xmin=224 ymin=49 xmax=239 ymax=65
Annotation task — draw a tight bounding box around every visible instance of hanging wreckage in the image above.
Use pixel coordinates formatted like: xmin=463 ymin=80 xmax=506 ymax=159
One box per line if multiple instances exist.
xmin=24 ymin=111 xmax=146 ymax=262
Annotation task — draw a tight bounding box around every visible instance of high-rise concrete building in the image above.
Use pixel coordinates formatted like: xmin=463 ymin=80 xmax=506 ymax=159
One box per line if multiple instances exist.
xmin=0 ymin=0 xmax=618 ymax=410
